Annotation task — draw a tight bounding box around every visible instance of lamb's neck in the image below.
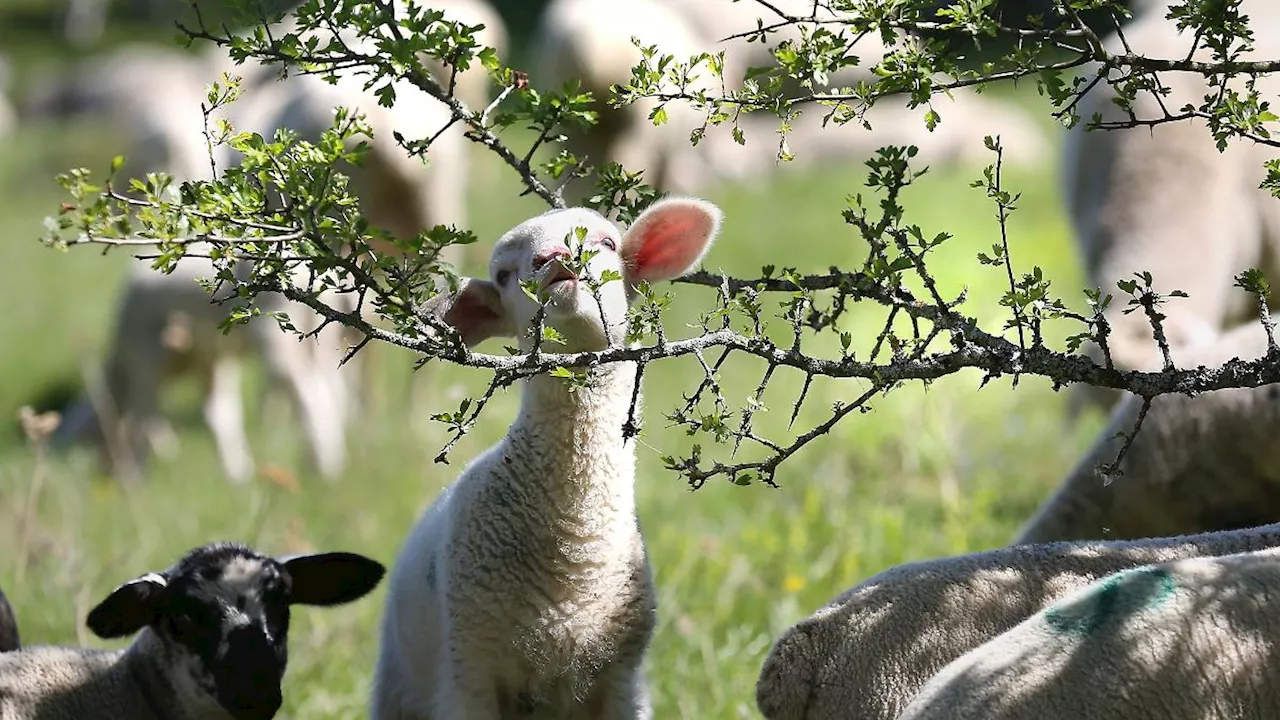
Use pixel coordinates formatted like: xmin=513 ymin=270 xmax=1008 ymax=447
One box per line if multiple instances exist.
xmin=505 ymin=360 xmax=641 ymax=510
xmin=122 ymin=630 xmax=234 ymax=720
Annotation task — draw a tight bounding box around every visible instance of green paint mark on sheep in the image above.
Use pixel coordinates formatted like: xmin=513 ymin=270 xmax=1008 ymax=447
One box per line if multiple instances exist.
xmin=1043 ymin=566 xmax=1177 ymax=638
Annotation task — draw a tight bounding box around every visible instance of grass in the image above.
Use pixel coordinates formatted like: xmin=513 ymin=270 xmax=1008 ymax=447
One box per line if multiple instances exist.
xmin=0 ymin=49 xmax=1111 ymax=720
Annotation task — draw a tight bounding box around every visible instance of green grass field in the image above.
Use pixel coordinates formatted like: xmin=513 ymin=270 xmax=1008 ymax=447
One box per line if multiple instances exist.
xmin=0 ymin=27 xmax=1113 ymax=718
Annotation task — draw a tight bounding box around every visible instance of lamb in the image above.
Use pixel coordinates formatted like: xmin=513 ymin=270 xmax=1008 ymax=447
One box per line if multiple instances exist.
xmin=1017 ymin=321 xmax=1280 ymax=544
xmin=0 ymin=540 xmax=385 ymax=719
xmin=1063 ymin=0 xmax=1280 ymax=415
xmin=0 ymin=587 xmax=17 ymax=652
xmin=897 ymin=546 xmax=1280 ymax=720
xmin=753 ymin=522 xmax=1280 ymax=720
xmin=370 ymin=196 xmax=723 ymax=719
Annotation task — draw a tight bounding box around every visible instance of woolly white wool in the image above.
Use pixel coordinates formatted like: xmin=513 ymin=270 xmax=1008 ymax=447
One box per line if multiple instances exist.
xmin=1016 ymin=322 xmax=1280 ymax=544
xmin=370 ymin=197 xmax=722 ymax=720
xmin=1064 ymin=0 xmax=1280 ymax=415
xmin=754 ymin=522 xmax=1280 ymax=720
xmin=529 ymin=0 xmax=735 ymax=205
xmin=898 ymin=546 xmax=1280 ymax=720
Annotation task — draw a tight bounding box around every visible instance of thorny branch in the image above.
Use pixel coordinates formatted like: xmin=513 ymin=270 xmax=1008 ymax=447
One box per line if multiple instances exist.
xmin=41 ymin=0 xmax=1280 ymax=488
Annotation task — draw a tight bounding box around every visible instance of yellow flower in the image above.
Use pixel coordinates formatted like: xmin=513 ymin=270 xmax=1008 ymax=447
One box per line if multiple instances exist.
xmin=783 ymin=574 xmax=806 ymax=593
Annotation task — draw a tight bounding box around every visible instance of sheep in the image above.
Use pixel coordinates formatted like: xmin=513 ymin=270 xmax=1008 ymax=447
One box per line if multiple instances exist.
xmin=1017 ymin=321 xmax=1280 ymax=544
xmin=370 ymin=196 xmax=723 ymax=720
xmin=413 ymin=0 xmax=509 ymax=110
xmin=44 ymin=30 xmax=472 ymax=479
xmin=896 ymin=546 xmax=1280 ymax=720
xmin=0 ymin=540 xmax=385 ymax=720
xmin=221 ymin=8 xmax=485 ymax=417
xmin=753 ymin=522 xmax=1280 ymax=720
xmin=0 ymin=587 xmax=17 ymax=652
xmin=0 ymin=52 xmax=14 ymax=139
xmin=1063 ymin=0 xmax=1280 ymax=415
xmin=52 ymin=252 xmax=354 ymax=483
xmin=668 ymin=0 xmax=1048 ymax=170
xmin=529 ymin=0 xmax=730 ymax=205
xmin=529 ymin=0 xmax=1048 ymax=206
xmin=244 ymin=0 xmax=508 ymax=110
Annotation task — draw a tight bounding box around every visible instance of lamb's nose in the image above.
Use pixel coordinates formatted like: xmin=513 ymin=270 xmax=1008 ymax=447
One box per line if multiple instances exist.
xmin=532 ymin=246 xmax=570 ymax=271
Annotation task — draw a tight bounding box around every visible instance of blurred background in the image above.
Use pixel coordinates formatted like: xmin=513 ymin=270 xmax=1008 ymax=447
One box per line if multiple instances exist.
xmin=0 ymin=0 xmax=1137 ymax=717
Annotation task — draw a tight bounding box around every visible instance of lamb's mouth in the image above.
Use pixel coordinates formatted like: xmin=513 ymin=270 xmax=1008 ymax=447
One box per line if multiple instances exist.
xmin=539 ymin=265 xmax=579 ymax=293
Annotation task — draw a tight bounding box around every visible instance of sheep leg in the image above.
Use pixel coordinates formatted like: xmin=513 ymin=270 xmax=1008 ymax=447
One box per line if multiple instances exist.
xmin=105 ymin=346 xmax=159 ymax=483
xmin=255 ymin=322 xmax=347 ymax=481
xmin=202 ymin=356 xmax=254 ymax=484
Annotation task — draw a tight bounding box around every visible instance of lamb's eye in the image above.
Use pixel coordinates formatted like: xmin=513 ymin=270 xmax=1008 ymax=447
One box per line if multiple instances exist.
xmin=600 ymin=237 xmax=617 ymax=251
xmin=495 ymin=269 xmax=511 ymax=286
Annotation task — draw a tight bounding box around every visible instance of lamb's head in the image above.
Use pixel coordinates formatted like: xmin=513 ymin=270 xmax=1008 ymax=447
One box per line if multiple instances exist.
xmin=85 ymin=542 xmax=385 ymax=720
xmin=430 ymin=197 xmax=722 ymax=353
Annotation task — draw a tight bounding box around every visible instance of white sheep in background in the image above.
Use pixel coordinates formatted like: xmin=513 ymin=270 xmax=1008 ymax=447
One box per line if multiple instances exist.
xmin=243 ymin=0 xmax=508 ymax=110
xmin=898 ymin=546 xmax=1280 ymax=720
xmin=1063 ymin=0 xmax=1280 ymax=415
xmin=754 ymin=522 xmax=1280 ymax=720
xmin=370 ymin=197 xmax=723 ymax=719
xmin=414 ymin=0 xmax=508 ymax=110
xmin=529 ymin=0 xmax=1048 ymax=206
xmin=43 ymin=19 xmax=483 ymax=477
xmin=1018 ymin=322 xmax=1280 ymax=544
xmin=0 ymin=586 xmax=17 ymax=652
xmin=0 ymin=53 xmax=15 ymax=139
xmin=54 ymin=252 xmax=354 ymax=483
xmin=669 ymin=0 xmax=1048 ymax=171
xmin=39 ymin=45 xmax=359 ymax=482
xmin=0 ymin=541 xmax=384 ymax=719
xmin=530 ymin=0 xmax=730 ymax=205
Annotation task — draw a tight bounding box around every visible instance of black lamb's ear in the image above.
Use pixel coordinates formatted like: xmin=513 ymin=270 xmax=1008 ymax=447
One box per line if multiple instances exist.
xmin=86 ymin=572 xmax=169 ymax=639
xmin=280 ymin=553 xmax=386 ymax=607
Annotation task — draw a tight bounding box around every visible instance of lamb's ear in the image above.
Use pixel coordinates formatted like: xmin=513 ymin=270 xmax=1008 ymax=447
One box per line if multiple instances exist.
xmin=281 ymin=552 xmax=386 ymax=607
xmin=620 ymin=197 xmax=722 ymax=285
xmin=419 ymin=278 xmax=514 ymax=347
xmin=86 ymin=572 xmax=168 ymax=639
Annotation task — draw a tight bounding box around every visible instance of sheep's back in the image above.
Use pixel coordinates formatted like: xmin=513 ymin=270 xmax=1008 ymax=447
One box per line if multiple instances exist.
xmin=898 ymin=547 xmax=1280 ymax=720
xmin=0 ymin=647 xmax=137 ymax=719
xmin=756 ymin=523 xmax=1280 ymax=720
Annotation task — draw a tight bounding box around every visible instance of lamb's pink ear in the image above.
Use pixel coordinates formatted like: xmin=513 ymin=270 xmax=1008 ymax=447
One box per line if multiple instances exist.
xmin=421 ymin=278 xmax=514 ymax=347
xmin=620 ymin=197 xmax=722 ymax=285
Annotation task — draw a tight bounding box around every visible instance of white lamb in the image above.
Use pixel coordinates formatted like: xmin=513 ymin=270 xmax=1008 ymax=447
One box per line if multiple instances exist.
xmin=1018 ymin=321 xmax=1280 ymax=544
xmin=897 ymin=546 xmax=1280 ymax=720
xmin=370 ymin=196 xmax=723 ymax=719
xmin=754 ymin=522 xmax=1280 ymax=720
xmin=1063 ymin=0 xmax=1280 ymax=415
xmin=0 ymin=541 xmax=385 ymax=719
